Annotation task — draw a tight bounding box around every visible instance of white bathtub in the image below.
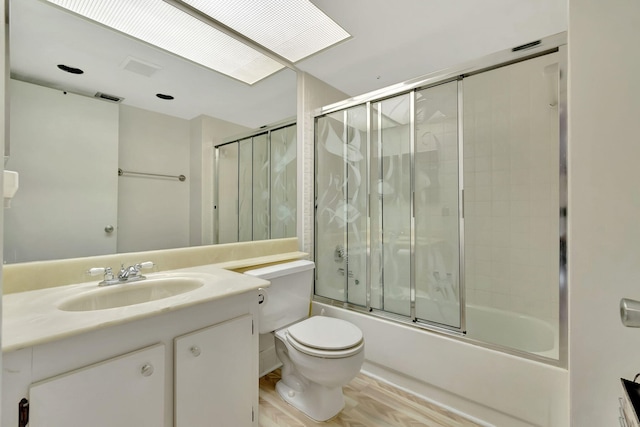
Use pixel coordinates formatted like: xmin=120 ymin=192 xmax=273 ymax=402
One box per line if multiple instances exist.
xmin=313 ymin=301 xmax=568 ymax=427
xmin=465 ymin=304 xmax=559 ymax=359
xmin=413 ymin=297 xmax=559 ymax=359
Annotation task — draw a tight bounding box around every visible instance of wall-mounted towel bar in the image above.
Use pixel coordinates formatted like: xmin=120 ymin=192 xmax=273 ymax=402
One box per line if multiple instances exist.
xmin=118 ymin=168 xmax=186 ymax=182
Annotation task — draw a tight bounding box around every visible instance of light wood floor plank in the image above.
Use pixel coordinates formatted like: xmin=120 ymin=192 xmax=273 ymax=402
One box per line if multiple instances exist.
xmin=259 ymin=370 xmax=483 ymax=427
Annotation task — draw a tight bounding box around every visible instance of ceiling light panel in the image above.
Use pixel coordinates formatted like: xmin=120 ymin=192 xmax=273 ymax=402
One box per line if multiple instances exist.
xmin=45 ymin=0 xmax=285 ymax=84
xmin=181 ymin=0 xmax=350 ymax=62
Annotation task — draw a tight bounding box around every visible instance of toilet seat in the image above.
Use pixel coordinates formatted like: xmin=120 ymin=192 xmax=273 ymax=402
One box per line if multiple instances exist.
xmin=284 ymin=316 xmax=364 ymax=359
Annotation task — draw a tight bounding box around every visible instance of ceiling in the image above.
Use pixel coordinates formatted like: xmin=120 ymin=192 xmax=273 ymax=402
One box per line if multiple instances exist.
xmin=10 ymin=0 xmax=567 ymax=130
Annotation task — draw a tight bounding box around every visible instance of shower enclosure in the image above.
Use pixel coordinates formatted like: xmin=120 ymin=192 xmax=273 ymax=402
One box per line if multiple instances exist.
xmin=215 ymin=123 xmax=297 ymax=244
xmin=314 ymin=45 xmax=565 ymax=362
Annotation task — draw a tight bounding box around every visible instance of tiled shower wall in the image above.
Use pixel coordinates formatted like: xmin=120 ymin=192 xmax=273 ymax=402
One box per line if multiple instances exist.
xmin=463 ymin=52 xmax=560 ymax=324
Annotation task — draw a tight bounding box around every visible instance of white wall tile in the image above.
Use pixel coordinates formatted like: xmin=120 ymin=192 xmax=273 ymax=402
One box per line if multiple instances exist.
xmin=462 ymin=53 xmax=560 ymax=328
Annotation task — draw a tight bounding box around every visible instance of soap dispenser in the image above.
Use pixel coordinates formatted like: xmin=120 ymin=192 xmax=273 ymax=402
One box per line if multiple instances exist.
xmin=3 ymin=170 xmax=19 ymax=208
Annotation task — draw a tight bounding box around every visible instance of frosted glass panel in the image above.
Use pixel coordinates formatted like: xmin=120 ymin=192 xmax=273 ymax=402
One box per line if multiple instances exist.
xmin=271 ymin=124 xmax=297 ymax=239
xmin=217 ymin=143 xmax=238 ymax=244
xmin=315 ymin=112 xmax=347 ymax=301
xmin=238 ymin=138 xmax=253 ymax=242
xmin=371 ymin=93 xmax=412 ymax=316
xmin=414 ymin=81 xmax=460 ymax=328
xmin=315 ymin=107 xmax=368 ymax=305
xmin=252 ymin=133 xmax=270 ymax=240
xmin=345 ymin=106 xmax=368 ymax=306
xmin=463 ymin=52 xmax=560 ymax=357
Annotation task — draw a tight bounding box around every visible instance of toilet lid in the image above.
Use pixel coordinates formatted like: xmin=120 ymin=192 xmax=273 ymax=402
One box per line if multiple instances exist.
xmin=287 ymin=316 xmax=363 ymax=351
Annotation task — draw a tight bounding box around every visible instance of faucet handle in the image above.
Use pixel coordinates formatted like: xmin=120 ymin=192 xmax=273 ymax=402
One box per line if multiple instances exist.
xmin=137 ymin=261 xmax=154 ymax=270
xmin=87 ymin=267 xmax=116 ymax=286
xmin=88 ymin=267 xmax=112 ymax=277
xmin=87 ymin=267 xmax=105 ymax=276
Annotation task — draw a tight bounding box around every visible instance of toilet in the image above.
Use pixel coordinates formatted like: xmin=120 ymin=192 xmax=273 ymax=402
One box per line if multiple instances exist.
xmin=245 ymin=260 xmax=364 ymax=422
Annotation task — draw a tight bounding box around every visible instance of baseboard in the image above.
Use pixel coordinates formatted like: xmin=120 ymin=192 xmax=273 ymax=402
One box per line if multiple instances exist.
xmin=361 ymin=361 xmax=535 ymax=427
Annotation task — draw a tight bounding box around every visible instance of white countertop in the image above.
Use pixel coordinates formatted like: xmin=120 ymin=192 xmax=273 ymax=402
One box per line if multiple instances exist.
xmin=2 ymin=264 xmax=269 ymax=353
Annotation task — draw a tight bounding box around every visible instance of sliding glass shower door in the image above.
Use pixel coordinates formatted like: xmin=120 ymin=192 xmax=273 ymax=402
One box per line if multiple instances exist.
xmin=315 ymin=48 xmax=566 ymax=362
xmin=217 ymin=143 xmax=239 ymax=244
xmin=370 ymin=93 xmax=412 ymax=316
xmin=315 ymin=106 xmax=368 ymax=305
xmin=238 ymin=137 xmax=254 ymax=242
xmin=252 ymin=133 xmax=270 ymax=241
xmin=271 ymin=124 xmax=297 ymax=239
xmin=216 ymin=123 xmax=297 ymax=244
xmin=414 ymin=82 xmax=461 ymax=328
xmin=315 ymin=82 xmax=462 ymax=330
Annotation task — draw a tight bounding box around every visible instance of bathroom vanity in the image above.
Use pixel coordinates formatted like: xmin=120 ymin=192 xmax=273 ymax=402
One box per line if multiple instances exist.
xmin=2 ymin=264 xmax=268 ymax=427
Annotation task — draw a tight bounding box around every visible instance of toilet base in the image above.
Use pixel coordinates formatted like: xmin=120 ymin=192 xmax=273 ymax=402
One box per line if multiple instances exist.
xmin=276 ymin=379 xmax=345 ymax=422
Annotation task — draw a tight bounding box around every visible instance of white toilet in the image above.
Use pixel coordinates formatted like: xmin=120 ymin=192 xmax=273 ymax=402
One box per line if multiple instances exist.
xmin=245 ymin=260 xmax=364 ymax=422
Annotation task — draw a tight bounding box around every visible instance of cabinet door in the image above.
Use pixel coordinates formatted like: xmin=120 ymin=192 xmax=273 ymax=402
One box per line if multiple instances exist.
xmin=29 ymin=343 xmax=165 ymax=427
xmin=175 ymin=315 xmax=254 ymax=426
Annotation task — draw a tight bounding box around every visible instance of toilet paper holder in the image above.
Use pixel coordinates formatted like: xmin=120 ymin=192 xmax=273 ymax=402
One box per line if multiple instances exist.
xmin=620 ymin=298 xmax=640 ymax=327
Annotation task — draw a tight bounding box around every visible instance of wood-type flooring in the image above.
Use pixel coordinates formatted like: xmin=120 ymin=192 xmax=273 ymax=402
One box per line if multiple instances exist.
xmin=259 ymin=369 xmax=484 ymax=427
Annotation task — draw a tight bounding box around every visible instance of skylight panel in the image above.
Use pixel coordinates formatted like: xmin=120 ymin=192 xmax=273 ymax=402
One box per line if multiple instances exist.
xmin=45 ymin=0 xmax=285 ymax=84
xmin=180 ymin=0 xmax=351 ymax=62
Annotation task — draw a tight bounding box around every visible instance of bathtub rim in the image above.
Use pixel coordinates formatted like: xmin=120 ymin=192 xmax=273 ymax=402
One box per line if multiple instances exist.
xmin=313 ymin=296 xmax=563 ymax=367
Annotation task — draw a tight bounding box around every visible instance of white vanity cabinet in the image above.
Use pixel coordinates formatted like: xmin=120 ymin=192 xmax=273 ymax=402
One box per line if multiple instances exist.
xmin=29 ymin=344 xmax=166 ymax=427
xmin=175 ymin=315 xmax=254 ymax=426
xmin=2 ymin=291 xmax=260 ymax=427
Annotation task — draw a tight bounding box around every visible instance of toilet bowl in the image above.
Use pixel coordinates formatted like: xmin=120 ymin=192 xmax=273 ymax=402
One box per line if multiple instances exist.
xmin=244 ymin=260 xmax=365 ymax=421
xmin=274 ymin=316 xmax=364 ymax=421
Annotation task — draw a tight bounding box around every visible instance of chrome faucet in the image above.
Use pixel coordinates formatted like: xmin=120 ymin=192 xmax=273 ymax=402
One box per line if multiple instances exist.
xmin=88 ymin=261 xmax=154 ymax=286
xmin=117 ymin=262 xmax=154 ymax=283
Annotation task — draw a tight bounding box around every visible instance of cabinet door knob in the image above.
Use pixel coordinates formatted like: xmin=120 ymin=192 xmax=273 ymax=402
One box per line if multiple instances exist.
xmin=190 ymin=346 xmax=201 ymax=357
xmin=141 ymin=363 xmax=154 ymax=377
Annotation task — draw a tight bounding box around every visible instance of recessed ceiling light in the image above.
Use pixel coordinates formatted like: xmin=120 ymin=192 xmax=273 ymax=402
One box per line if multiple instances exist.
xmin=156 ymin=93 xmax=174 ymax=100
xmin=45 ymin=0 xmax=285 ymax=84
xmin=57 ymin=64 xmax=84 ymax=74
xmin=181 ymin=0 xmax=351 ymax=62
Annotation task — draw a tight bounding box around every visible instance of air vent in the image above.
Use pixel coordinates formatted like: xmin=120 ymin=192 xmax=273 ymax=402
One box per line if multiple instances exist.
xmin=121 ymin=56 xmax=161 ymax=77
xmin=512 ymin=40 xmax=542 ymax=52
xmin=94 ymin=92 xmax=124 ymax=103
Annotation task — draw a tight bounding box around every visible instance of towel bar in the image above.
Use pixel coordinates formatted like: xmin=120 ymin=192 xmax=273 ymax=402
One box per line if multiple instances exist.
xmin=118 ymin=168 xmax=186 ymax=182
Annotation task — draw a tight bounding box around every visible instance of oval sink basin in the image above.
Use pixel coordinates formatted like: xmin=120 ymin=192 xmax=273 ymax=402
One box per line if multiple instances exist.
xmin=59 ymin=277 xmax=205 ymax=311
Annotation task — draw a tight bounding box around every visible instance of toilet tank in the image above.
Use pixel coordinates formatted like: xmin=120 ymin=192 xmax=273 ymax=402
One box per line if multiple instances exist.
xmin=244 ymin=260 xmax=315 ymax=334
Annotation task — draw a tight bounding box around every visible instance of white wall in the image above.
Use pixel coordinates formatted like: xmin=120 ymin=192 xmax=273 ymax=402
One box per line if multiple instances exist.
xmin=568 ymin=0 xmax=640 ymax=425
xmin=117 ymin=105 xmax=190 ymax=253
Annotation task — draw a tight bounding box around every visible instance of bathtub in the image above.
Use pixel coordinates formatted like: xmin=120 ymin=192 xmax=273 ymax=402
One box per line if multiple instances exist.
xmin=413 ymin=297 xmax=559 ymax=359
xmin=313 ymin=301 xmax=568 ymax=427
xmin=465 ymin=304 xmax=559 ymax=359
